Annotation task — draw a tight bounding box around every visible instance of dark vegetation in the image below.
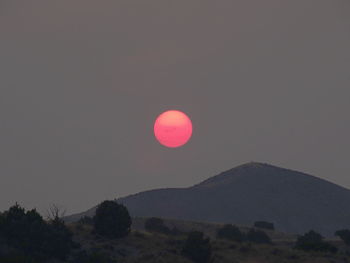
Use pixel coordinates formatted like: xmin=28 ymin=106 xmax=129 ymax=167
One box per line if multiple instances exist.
xmin=2 ymin=201 xmax=350 ymax=263
xmin=295 ymin=230 xmax=337 ymax=253
xmin=0 ymin=200 xmax=130 ymax=262
xmin=93 ymin=200 xmax=131 ymax=239
xmin=182 ymin=231 xmax=212 ymax=263
xmin=335 ymin=229 xmax=350 ymax=245
xmin=0 ymin=203 xmax=74 ymax=262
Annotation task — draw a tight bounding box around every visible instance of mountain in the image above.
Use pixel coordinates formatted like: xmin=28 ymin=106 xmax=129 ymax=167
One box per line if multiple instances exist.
xmin=66 ymin=162 xmax=350 ymax=236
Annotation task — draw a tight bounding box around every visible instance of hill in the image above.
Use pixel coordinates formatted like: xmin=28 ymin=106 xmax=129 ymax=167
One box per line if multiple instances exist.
xmin=66 ymin=162 xmax=350 ymax=236
xmin=2 ymin=202 xmax=349 ymax=263
xmin=62 ymin=223 xmax=349 ymax=263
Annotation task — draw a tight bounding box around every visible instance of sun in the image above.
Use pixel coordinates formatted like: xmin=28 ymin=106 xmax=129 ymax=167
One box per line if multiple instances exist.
xmin=154 ymin=110 xmax=193 ymax=148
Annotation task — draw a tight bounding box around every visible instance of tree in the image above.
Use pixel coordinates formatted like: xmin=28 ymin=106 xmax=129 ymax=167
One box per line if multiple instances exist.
xmin=295 ymin=230 xmax=337 ymax=253
xmin=1 ymin=203 xmax=26 ymax=244
xmin=0 ymin=203 xmax=73 ymax=261
xmin=1 ymin=204 xmax=47 ymax=254
xmin=254 ymin=221 xmax=274 ymax=230
xmin=335 ymin=229 xmax=350 ymax=245
xmin=93 ymin=200 xmax=131 ymax=238
xmin=182 ymin=231 xmax=211 ymax=263
xmin=217 ymin=224 xmax=244 ymax=242
xmin=0 ymin=211 xmax=4 ymax=235
xmin=43 ymin=204 xmax=73 ymax=260
xmin=246 ymin=229 xmax=272 ymax=244
xmin=46 ymin=204 xmax=66 ymax=221
xmin=144 ymin=217 xmax=171 ymax=234
xmin=46 ymin=216 xmax=74 ymax=260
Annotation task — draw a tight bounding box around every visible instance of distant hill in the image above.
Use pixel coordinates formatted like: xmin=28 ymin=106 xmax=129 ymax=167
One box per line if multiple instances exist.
xmin=66 ymin=162 xmax=350 ymax=236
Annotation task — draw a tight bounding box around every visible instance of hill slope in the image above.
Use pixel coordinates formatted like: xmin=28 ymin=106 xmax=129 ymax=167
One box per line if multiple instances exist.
xmin=67 ymin=163 xmax=350 ymax=236
xmin=67 ymin=224 xmax=348 ymax=263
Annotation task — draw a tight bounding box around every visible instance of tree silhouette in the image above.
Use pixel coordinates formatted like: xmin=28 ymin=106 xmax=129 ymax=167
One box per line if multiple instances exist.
xmin=0 ymin=203 xmax=73 ymax=261
xmin=93 ymin=200 xmax=131 ymax=238
xmin=295 ymin=230 xmax=337 ymax=253
xmin=182 ymin=231 xmax=211 ymax=263
xmin=335 ymin=229 xmax=350 ymax=245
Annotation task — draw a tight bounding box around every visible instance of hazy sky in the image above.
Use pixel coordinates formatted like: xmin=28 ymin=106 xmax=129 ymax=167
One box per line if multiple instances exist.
xmin=1 ymin=0 xmax=350 ymax=215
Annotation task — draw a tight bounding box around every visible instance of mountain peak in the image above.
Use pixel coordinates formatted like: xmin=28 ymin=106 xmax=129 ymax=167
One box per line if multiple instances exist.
xmin=66 ymin=162 xmax=350 ymax=236
xmin=194 ymin=162 xmax=294 ymax=188
xmin=231 ymin=161 xmax=291 ymax=170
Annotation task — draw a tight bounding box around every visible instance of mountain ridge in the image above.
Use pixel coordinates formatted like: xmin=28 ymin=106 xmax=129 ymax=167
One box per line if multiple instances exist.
xmin=195 ymin=162 xmax=347 ymax=189
xmin=66 ymin=162 xmax=350 ymax=236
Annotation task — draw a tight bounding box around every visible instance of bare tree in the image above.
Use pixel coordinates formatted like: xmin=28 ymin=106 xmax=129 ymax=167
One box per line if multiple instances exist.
xmin=46 ymin=204 xmax=66 ymax=221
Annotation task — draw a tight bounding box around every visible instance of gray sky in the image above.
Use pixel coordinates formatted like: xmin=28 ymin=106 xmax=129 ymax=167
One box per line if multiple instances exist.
xmin=1 ymin=0 xmax=350 ymax=215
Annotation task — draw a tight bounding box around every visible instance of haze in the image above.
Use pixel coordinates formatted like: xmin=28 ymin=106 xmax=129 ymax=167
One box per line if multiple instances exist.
xmin=0 ymin=0 xmax=349 ymax=214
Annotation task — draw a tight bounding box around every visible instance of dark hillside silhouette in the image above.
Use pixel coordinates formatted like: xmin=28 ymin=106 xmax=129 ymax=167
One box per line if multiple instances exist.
xmin=66 ymin=162 xmax=350 ymax=236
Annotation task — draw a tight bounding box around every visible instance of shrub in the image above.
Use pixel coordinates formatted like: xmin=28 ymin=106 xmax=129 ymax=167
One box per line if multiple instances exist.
xmin=254 ymin=221 xmax=274 ymax=230
xmin=2 ymin=204 xmax=50 ymax=257
xmin=46 ymin=216 xmax=74 ymax=260
xmin=295 ymin=230 xmax=337 ymax=253
xmin=182 ymin=231 xmax=211 ymax=263
xmin=217 ymin=224 xmax=244 ymax=242
xmin=246 ymin=229 xmax=272 ymax=244
xmin=93 ymin=200 xmax=131 ymax=238
xmin=0 ymin=203 xmax=73 ymax=261
xmin=0 ymin=212 xmax=4 ymax=234
xmin=144 ymin=217 xmax=171 ymax=234
xmin=335 ymin=229 xmax=350 ymax=245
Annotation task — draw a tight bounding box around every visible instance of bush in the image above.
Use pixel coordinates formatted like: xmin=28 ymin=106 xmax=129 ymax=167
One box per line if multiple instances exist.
xmin=93 ymin=200 xmax=131 ymax=238
xmin=254 ymin=221 xmax=274 ymax=230
xmin=46 ymin=216 xmax=74 ymax=260
xmin=335 ymin=229 xmax=350 ymax=245
xmin=246 ymin=229 xmax=272 ymax=244
xmin=144 ymin=217 xmax=171 ymax=234
xmin=217 ymin=224 xmax=244 ymax=242
xmin=182 ymin=231 xmax=211 ymax=263
xmin=0 ymin=203 xmax=73 ymax=261
xmin=295 ymin=230 xmax=337 ymax=253
xmin=0 ymin=212 xmax=4 ymax=234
